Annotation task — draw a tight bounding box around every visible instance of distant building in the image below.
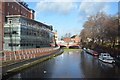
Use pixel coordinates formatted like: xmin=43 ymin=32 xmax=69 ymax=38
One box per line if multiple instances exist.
xmin=54 ymin=31 xmax=59 ymax=43
xmin=63 ymin=37 xmax=71 ymax=43
xmin=4 ymin=15 xmax=54 ymax=51
xmin=71 ymin=35 xmax=81 ymax=44
xmin=61 ymin=35 xmax=81 ymax=48
xmin=63 ymin=35 xmax=81 ymax=45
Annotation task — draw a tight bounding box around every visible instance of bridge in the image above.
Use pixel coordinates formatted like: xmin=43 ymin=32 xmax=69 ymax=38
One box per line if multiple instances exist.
xmin=57 ymin=40 xmax=80 ymax=48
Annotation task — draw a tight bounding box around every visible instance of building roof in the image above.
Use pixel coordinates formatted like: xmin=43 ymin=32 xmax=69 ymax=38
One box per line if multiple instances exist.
xmin=71 ymin=35 xmax=77 ymax=38
xmin=6 ymin=15 xmax=53 ymax=30
xmin=16 ymin=0 xmax=34 ymax=12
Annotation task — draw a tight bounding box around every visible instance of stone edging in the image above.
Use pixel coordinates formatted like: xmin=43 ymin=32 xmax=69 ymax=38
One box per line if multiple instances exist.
xmin=2 ymin=49 xmax=64 ymax=80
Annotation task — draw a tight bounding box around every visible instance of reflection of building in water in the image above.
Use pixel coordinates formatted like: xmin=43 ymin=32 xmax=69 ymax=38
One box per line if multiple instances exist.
xmin=4 ymin=15 xmax=54 ymax=51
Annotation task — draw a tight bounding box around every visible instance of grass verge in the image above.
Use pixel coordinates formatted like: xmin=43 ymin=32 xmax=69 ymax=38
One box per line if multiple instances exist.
xmin=64 ymin=48 xmax=81 ymax=51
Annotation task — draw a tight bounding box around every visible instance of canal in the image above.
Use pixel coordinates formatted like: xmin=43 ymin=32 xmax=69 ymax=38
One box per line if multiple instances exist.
xmin=8 ymin=49 xmax=120 ymax=79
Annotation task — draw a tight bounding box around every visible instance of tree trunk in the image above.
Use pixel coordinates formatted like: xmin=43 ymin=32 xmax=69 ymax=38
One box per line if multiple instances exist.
xmin=112 ymin=39 xmax=115 ymax=48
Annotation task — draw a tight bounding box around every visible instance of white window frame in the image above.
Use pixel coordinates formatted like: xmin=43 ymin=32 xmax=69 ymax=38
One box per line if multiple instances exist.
xmin=8 ymin=3 xmax=9 ymax=6
xmin=8 ymin=12 xmax=9 ymax=15
xmin=12 ymin=5 xmax=13 ymax=8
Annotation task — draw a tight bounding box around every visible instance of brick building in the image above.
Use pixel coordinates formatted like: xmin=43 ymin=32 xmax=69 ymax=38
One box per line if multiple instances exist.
xmin=63 ymin=35 xmax=81 ymax=45
xmin=71 ymin=35 xmax=81 ymax=44
xmin=0 ymin=1 xmax=5 ymax=51
xmin=4 ymin=0 xmax=35 ymax=20
xmin=62 ymin=35 xmax=81 ymax=48
xmin=0 ymin=0 xmax=35 ymax=51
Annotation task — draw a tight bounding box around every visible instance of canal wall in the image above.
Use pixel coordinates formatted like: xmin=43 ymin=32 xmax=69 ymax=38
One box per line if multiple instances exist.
xmin=2 ymin=47 xmax=59 ymax=62
xmin=2 ymin=47 xmax=64 ymax=79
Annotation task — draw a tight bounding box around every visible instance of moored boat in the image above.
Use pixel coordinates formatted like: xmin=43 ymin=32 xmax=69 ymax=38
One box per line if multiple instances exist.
xmin=99 ymin=53 xmax=115 ymax=64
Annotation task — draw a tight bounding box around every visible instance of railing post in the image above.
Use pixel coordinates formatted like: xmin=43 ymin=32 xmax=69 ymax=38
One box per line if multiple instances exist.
xmin=14 ymin=51 xmax=17 ymax=60
xmin=9 ymin=52 xmax=12 ymax=61
xmin=18 ymin=51 xmax=21 ymax=60
xmin=22 ymin=50 xmax=25 ymax=59
xmin=4 ymin=52 xmax=7 ymax=61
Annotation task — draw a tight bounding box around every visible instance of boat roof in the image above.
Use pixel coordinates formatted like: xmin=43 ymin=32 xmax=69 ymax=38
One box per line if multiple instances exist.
xmin=101 ymin=53 xmax=109 ymax=54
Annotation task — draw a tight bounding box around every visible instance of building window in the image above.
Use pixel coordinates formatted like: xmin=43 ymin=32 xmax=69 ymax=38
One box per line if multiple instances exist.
xmin=9 ymin=43 xmax=19 ymax=46
xmin=7 ymin=12 xmax=9 ymax=15
xmin=18 ymin=9 xmax=20 ymax=12
xmin=8 ymin=3 xmax=9 ymax=6
xmin=12 ymin=5 xmax=13 ymax=8
xmin=8 ymin=19 xmax=12 ymax=24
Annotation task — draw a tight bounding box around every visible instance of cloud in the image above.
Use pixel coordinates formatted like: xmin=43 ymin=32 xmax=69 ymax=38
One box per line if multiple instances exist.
xmin=35 ymin=0 xmax=77 ymax=15
xmin=35 ymin=0 xmax=116 ymax=16
xmin=81 ymin=0 xmax=119 ymax=2
xmin=3 ymin=0 xmax=119 ymax=2
xmin=79 ymin=0 xmax=110 ymax=17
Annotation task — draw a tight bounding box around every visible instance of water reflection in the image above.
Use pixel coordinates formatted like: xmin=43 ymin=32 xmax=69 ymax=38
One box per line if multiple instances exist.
xmin=8 ymin=49 xmax=120 ymax=79
xmin=98 ymin=60 xmax=115 ymax=68
xmin=80 ymin=51 xmax=120 ymax=78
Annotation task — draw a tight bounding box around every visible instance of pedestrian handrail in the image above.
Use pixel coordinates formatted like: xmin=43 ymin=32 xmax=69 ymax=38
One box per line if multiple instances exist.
xmin=53 ymin=46 xmax=60 ymax=50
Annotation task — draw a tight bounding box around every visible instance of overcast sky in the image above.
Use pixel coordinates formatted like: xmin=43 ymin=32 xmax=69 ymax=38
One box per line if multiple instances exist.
xmin=25 ymin=0 xmax=118 ymax=38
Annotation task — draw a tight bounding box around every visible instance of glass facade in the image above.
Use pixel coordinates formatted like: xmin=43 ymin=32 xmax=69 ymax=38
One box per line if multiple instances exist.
xmin=4 ymin=15 xmax=54 ymax=51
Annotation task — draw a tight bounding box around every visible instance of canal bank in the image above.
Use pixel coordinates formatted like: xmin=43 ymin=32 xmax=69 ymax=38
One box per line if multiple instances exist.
xmin=7 ymin=49 xmax=120 ymax=79
xmin=2 ymin=48 xmax=64 ymax=80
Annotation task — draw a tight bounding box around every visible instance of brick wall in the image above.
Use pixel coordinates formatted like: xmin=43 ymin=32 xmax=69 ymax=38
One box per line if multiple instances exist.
xmin=0 ymin=1 xmax=35 ymax=51
xmin=5 ymin=2 xmax=34 ymax=19
xmin=2 ymin=47 xmax=60 ymax=61
xmin=0 ymin=1 xmax=5 ymax=51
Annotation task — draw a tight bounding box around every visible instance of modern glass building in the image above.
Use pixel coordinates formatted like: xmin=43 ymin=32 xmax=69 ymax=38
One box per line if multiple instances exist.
xmin=0 ymin=0 xmax=35 ymax=51
xmin=4 ymin=15 xmax=54 ymax=51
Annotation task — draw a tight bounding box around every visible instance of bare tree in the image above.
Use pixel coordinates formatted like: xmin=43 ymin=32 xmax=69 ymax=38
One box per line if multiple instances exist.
xmin=80 ymin=12 xmax=119 ymax=49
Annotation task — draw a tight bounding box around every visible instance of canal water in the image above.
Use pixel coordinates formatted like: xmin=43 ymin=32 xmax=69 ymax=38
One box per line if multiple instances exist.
xmin=8 ymin=49 xmax=120 ymax=79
